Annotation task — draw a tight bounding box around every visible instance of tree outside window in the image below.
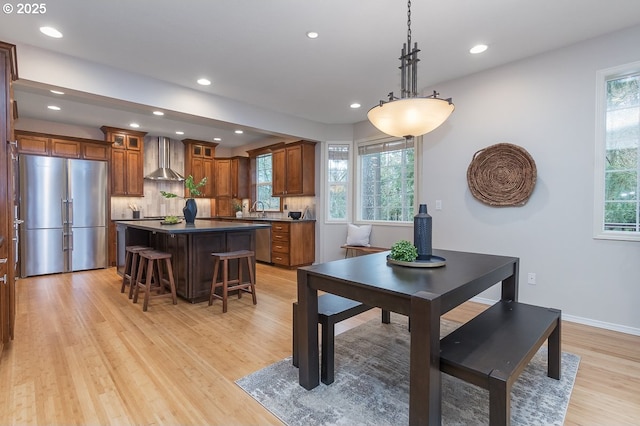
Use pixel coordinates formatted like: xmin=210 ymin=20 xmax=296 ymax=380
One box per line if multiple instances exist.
xmin=358 ymin=139 xmax=415 ymax=222
xmin=256 ymin=153 xmax=281 ymax=211
xmin=327 ymin=144 xmax=349 ymax=221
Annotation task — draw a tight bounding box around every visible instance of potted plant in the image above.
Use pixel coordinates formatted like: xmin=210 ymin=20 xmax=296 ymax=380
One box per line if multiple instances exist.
xmin=233 ymin=199 xmax=243 ymax=218
xmin=160 ymin=175 xmax=207 ymax=224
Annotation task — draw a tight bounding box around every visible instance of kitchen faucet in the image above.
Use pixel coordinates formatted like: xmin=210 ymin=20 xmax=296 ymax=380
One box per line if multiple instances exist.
xmin=251 ymin=200 xmax=266 ymax=217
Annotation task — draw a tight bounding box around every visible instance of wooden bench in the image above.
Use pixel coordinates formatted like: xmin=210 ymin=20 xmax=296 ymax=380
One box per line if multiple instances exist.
xmin=292 ymin=293 xmax=391 ymax=384
xmin=439 ymin=300 xmax=561 ymax=426
xmin=340 ymin=244 xmax=389 ymax=258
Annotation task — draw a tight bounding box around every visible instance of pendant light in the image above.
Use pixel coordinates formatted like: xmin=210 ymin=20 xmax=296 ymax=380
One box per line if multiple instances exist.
xmin=367 ymin=0 xmax=454 ymax=138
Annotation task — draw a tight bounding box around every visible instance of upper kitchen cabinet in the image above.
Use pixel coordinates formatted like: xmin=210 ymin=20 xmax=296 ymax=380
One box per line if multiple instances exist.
xmin=101 ymin=126 xmax=147 ymax=196
xmin=183 ymin=139 xmax=217 ymax=198
xmin=16 ymin=131 xmax=111 ymax=161
xmin=215 ymin=156 xmax=249 ymax=199
xmin=272 ymin=140 xmax=316 ymax=196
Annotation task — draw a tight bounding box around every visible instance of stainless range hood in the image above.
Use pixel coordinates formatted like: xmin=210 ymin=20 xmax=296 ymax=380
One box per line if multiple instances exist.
xmin=144 ymin=137 xmax=185 ymax=181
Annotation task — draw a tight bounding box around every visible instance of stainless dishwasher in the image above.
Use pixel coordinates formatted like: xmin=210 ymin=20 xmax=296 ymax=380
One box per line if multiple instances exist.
xmin=255 ymin=224 xmax=272 ymax=263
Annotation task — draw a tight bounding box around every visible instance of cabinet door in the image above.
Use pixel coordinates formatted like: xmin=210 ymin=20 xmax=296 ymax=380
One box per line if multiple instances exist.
xmin=51 ymin=138 xmax=81 ymax=158
xmin=272 ymin=149 xmax=286 ymax=196
xmin=231 ymin=157 xmax=249 ymax=198
xmin=17 ymin=135 xmax=49 ymax=155
xmin=203 ymin=159 xmax=214 ymax=197
xmin=82 ymin=142 xmax=109 ymax=161
xmin=126 ymin=150 xmax=144 ymax=196
xmin=285 ymin=145 xmax=304 ymax=195
xmin=111 ymin=149 xmax=127 ymax=195
xmin=126 ymin=135 xmax=141 ymax=151
xmin=215 ymin=159 xmax=232 ymax=197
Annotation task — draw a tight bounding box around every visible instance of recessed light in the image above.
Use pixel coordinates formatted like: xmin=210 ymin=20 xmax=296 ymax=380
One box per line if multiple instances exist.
xmin=213 ymin=137 xmax=222 ymax=141
xmin=153 ymin=111 xmax=164 ymax=116
xmin=350 ymin=103 xmax=361 ymax=109
xmin=306 ymin=31 xmax=319 ymax=39
xmin=469 ymin=44 xmax=488 ymax=54
xmin=129 ymin=123 xmax=140 ymax=128
xmin=40 ymin=27 xmax=63 ymax=38
xmin=197 ymin=78 xmax=211 ymax=86
xmin=50 ymin=90 xmax=64 ymax=95
xmin=234 ymin=130 xmax=244 ymax=134
xmin=47 ymin=105 xmax=61 ymax=111
xmin=175 ymin=131 xmax=184 ymax=135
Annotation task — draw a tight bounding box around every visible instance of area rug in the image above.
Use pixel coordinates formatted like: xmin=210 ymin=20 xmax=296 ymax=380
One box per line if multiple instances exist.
xmin=236 ymin=314 xmax=580 ymax=426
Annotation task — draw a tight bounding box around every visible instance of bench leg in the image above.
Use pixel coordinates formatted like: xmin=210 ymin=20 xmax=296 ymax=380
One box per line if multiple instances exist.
xmin=292 ymin=302 xmax=299 ymax=367
xmin=488 ymin=370 xmax=510 ymax=426
xmin=382 ymin=309 xmax=390 ymax=324
xmin=321 ymin=320 xmax=335 ymax=385
xmin=548 ymin=314 xmax=561 ymax=380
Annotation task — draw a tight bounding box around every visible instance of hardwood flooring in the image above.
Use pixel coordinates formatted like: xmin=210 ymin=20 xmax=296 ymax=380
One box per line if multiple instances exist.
xmin=0 ymin=264 xmax=638 ymax=425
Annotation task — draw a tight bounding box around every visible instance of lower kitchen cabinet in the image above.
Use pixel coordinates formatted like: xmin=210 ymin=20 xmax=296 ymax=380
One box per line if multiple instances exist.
xmin=271 ymin=221 xmax=315 ymax=268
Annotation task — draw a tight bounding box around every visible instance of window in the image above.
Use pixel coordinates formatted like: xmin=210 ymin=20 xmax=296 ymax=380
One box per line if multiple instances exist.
xmin=256 ymin=153 xmax=281 ymax=211
xmin=327 ymin=144 xmax=349 ymax=221
xmin=595 ymin=62 xmax=640 ymax=240
xmin=357 ymin=138 xmax=415 ymax=222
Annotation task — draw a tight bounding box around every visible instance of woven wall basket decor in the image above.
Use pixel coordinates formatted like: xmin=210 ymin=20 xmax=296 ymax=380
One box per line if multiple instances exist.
xmin=467 ymin=143 xmax=537 ymax=206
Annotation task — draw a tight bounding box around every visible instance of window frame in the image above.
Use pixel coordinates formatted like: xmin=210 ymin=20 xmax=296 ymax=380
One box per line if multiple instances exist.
xmin=355 ymin=136 xmax=417 ymax=225
xmin=254 ymin=152 xmax=281 ymax=212
xmin=593 ymin=60 xmax=640 ymax=241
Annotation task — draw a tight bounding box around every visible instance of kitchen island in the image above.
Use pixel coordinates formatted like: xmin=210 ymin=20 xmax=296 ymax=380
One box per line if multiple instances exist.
xmin=115 ymin=219 xmax=271 ymax=303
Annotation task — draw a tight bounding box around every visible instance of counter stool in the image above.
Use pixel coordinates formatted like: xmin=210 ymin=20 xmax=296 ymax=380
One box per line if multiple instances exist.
xmin=209 ymin=250 xmax=256 ymax=313
xmin=120 ymin=245 xmax=153 ymax=298
xmin=132 ymin=250 xmax=178 ymax=312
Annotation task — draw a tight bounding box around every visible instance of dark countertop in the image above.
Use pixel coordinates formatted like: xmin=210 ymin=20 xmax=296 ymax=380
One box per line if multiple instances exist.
xmin=214 ymin=216 xmax=316 ymax=223
xmin=115 ymin=218 xmax=271 ymax=234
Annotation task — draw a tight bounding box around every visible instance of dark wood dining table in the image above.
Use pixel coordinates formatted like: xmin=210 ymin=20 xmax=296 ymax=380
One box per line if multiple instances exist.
xmin=297 ymin=249 xmax=519 ymax=425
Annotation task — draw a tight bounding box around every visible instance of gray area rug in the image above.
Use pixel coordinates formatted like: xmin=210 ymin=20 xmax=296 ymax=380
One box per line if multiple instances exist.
xmin=237 ymin=314 xmax=580 ymax=426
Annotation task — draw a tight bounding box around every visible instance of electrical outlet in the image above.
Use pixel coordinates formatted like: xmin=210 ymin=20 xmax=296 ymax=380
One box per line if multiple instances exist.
xmin=435 ymin=200 xmax=442 ymax=210
xmin=527 ymin=272 xmax=536 ymax=285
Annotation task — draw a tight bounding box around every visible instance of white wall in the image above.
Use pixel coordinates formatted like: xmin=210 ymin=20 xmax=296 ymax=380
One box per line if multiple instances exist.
xmin=334 ymin=25 xmax=640 ymax=333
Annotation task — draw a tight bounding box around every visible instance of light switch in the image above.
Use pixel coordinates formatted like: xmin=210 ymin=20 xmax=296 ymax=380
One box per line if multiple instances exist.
xmin=435 ymin=200 xmax=442 ymax=210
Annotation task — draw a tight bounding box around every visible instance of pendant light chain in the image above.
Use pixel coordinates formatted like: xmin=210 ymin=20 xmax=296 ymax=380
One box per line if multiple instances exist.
xmin=407 ymin=0 xmax=412 ymax=48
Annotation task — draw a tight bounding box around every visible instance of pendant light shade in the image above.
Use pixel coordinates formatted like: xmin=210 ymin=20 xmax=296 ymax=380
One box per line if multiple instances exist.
xmin=368 ymin=0 xmax=454 ymax=138
xmin=367 ymin=96 xmax=454 ymax=138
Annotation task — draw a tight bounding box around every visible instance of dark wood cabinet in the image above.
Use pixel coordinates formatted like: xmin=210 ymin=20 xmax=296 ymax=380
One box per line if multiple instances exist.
xmin=16 ymin=132 xmax=110 ymax=161
xmin=183 ymin=139 xmax=217 ymax=198
xmin=101 ymin=126 xmax=146 ymax=196
xmin=0 ymin=41 xmax=17 ymax=351
xmin=215 ymin=156 xmax=249 ymax=216
xmin=271 ymin=221 xmax=315 ymax=268
xmin=272 ymin=140 xmax=316 ymax=196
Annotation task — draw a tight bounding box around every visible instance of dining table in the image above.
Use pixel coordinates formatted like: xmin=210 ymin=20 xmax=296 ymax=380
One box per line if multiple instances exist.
xmin=296 ymin=249 xmax=520 ymax=425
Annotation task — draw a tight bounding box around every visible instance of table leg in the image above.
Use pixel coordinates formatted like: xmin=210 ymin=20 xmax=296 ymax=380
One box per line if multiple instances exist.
xmin=501 ymin=259 xmax=519 ymax=302
xmin=410 ymin=291 xmax=441 ymax=426
xmin=297 ymin=268 xmax=319 ymax=390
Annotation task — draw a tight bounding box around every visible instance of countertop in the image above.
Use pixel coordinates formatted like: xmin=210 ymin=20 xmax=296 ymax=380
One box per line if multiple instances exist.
xmin=115 ymin=219 xmax=271 ymax=234
xmin=214 ymin=216 xmax=316 ymax=223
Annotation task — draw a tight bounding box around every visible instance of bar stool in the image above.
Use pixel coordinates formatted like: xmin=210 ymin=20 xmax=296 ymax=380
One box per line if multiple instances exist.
xmin=120 ymin=245 xmax=153 ymax=298
xmin=209 ymin=250 xmax=257 ymax=313
xmin=132 ymin=250 xmax=178 ymax=312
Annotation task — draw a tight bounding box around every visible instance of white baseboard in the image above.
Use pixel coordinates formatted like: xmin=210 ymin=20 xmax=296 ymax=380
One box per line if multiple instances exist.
xmin=470 ymin=297 xmax=640 ymax=337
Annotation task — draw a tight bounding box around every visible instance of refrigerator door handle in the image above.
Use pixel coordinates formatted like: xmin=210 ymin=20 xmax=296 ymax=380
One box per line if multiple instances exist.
xmin=68 ymin=198 xmax=74 ymax=225
xmin=61 ymin=199 xmax=67 ymax=225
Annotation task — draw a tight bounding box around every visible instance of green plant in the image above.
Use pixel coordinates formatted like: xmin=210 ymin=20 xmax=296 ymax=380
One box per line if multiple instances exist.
xmin=389 ymin=240 xmax=418 ymax=262
xmin=232 ymin=199 xmax=242 ymax=212
xmin=160 ymin=175 xmax=208 ymax=199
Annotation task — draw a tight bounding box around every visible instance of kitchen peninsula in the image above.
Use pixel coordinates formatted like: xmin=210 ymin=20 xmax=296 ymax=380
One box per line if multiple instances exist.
xmin=116 ymin=219 xmax=271 ymax=303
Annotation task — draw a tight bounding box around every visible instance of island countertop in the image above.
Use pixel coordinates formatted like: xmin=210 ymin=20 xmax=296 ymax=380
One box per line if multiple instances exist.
xmin=115 ymin=218 xmax=271 ymax=234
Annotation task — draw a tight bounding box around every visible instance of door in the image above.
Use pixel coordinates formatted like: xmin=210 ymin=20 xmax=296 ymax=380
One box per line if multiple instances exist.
xmin=68 ymin=159 xmax=107 ymax=271
xmin=20 ymin=155 xmax=67 ymax=276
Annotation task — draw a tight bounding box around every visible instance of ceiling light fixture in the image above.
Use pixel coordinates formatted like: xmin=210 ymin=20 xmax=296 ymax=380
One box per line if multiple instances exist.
xmin=197 ymin=78 xmax=211 ymax=86
xmin=175 ymin=131 xmax=184 ymax=135
xmin=234 ymin=130 xmax=244 ymax=134
xmin=470 ymin=44 xmax=488 ymax=54
xmin=47 ymin=105 xmax=61 ymax=111
xmin=153 ymin=111 xmax=165 ymax=116
xmin=129 ymin=123 xmax=140 ymax=128
xmin=213 ymin=137 xmax=222 ymax=141
xmin=50 ymin=89 xmax=64 ymax=95
xmin=350 ymin=103 xmax=361 ymax=109
xmin=40 ymin=26 xmax=63 ymax=38
xmin=367 ymin=0 xmax=454 ymax=138
xmin=306 ymin=31 xmax=319 ymax=39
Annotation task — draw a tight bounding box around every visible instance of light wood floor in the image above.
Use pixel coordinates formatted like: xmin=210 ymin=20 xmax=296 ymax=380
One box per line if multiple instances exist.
xmin=0 ymin=264 xmax=638 ymax=425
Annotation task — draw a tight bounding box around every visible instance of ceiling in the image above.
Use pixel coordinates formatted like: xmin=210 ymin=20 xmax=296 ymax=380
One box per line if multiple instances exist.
xmin=2 ymin=0 xmax=640 ymax=147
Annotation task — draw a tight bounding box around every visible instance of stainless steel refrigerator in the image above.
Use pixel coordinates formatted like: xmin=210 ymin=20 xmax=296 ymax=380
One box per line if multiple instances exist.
xmin=19 ymin=155 xmax=108 ymax=277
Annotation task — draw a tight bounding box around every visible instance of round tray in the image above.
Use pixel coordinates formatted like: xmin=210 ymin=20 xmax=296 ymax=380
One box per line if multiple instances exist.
xmin=386 ymin=255 xmax=446 ymax=268
xmin=160 ymin=220 xmax=182 ymax=225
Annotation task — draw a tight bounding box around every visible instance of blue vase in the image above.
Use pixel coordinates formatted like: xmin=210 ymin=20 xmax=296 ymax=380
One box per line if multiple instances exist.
xmin=183 ymin=198 xmax=197 ymax=224
xmin=414 ymin=204 xmax=432 ymax=261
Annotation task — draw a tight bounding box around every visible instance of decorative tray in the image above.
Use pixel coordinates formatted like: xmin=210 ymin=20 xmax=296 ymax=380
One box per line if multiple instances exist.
xmin=160 ymin=220 xmax=182 ymax=225
xmin=386 ymin=255 xmax=446 ymax=268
